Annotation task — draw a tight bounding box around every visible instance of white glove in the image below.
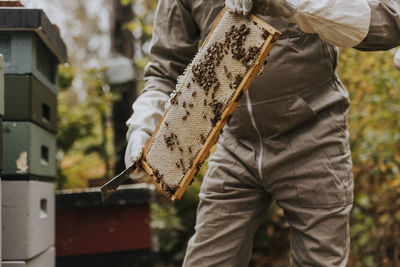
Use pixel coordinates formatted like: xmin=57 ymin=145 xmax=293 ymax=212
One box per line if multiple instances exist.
xmin=125 ymin=89 xmax=169 ymax=178
xmin=124 ymin=131 xmax=150 ymax=179
xmin=225 ymin=0 xmax=253 ymax=16
xmin=395 ymin=48 xmax=400 ymax=71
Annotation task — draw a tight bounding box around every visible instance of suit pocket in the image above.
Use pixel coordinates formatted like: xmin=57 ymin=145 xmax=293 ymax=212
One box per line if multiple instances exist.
xmin=288 ymin=96 xmax=318 ymax=131
xmin=288 ymin=97 xmax=353 ymax=208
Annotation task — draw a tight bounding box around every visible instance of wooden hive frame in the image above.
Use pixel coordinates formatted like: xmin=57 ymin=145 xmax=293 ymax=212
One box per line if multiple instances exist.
xmin=141 ymin=8 xmax=280 ymax=201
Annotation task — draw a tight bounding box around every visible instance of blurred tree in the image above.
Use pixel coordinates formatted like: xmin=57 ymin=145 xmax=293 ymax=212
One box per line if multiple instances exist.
xmin=57 ymin=65 xmax=117 ymax=188
xmin=338 ymin=48 xmax=400 ymax=267
xmin=109 ymin=0 xmax=137 ymax=174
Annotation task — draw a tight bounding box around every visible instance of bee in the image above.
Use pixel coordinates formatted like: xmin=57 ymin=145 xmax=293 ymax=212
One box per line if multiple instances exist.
xmin=200 ymin=134 xmax=206 ymax=144
xmin=196 ymin=162 xmax=203 ymax=170
xmin=235 ymin=91 xmax=244 ymax=102
xmin=262 ymin=29 xmax=269 ymax=40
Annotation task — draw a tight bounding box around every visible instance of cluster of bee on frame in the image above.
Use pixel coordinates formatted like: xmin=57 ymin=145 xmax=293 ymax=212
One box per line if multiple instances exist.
xmin=156 ymin=20 xmax=267 ymax=193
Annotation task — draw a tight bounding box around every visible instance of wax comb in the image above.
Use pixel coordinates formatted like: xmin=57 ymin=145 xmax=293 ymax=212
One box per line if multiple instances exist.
xmin=141 ymin=8 xmax=280 ymax=200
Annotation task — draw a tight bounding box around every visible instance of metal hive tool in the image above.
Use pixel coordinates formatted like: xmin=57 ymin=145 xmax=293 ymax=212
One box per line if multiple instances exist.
xmin=140 ymin=9 xmax=281 ymax=201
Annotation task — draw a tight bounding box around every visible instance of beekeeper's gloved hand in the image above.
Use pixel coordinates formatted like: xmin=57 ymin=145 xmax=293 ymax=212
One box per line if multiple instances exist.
xmin=395 ymin=48 xmax=400 ymax=71
xmin=124 ymin=131 xmax=150 ymax=179
xmin=125 ymin=90 xmax=169 ymax=179
xmin=225 ymin=0 xmax=253 ymax=16
xmin=226 ymin=0 xmax=372 ymax=48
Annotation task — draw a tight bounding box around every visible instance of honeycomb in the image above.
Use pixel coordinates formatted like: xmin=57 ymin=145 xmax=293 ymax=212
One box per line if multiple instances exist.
xmin=142 ymin=9 xmax=280 ymax=200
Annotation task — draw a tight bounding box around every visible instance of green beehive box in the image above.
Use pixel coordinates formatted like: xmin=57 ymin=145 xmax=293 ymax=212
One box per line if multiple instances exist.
xmin=2 ymin=121 xmax=56 ymax=177
xmin=0 ymin=8 xmax=67 ymax=94
xmin=4 ymin=75 xmax=57 ymax=133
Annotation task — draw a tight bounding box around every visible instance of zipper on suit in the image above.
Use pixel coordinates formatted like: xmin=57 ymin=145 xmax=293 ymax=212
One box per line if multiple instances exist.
xmin=245 ymin=91 xmax=264 ymax=179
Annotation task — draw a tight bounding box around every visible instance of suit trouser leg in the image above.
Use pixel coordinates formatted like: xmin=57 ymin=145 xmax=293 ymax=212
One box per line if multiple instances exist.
xmin=277 ymin=201 xmax=352 ymax=267
xmin=274 ymin=99 xmax=354 ymax=266
xmin=183 ymin=142 xmax=271 ymax=267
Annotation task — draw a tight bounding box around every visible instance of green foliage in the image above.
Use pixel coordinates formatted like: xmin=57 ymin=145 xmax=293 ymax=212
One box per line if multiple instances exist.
xmin=58 ymin=64 xmax=75 ymax=91
xmin=57 ymin=66 xmax=95 ymax=153
xmin=57 ymin=66 xmax=117 ymax=188
xmin=338 ymin=48 xmax=400 ymax=267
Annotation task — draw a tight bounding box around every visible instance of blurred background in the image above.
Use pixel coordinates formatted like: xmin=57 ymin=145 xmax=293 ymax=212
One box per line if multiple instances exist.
xmin=16 ymin=0 xmax=400 ymax=266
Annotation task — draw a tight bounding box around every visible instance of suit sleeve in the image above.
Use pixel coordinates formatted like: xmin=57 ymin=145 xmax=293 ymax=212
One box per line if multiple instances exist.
xmin=287 ymin=0 xmax=372 ymax=48
xmin=355 ymin=0 xmax=400 ymax=51
xmin=126 ymin=0 xmax=200 ymax=139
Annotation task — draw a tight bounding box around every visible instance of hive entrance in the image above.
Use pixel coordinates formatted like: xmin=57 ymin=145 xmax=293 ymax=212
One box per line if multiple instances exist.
xmin=142 ymin=9 xmax=280 ymax=200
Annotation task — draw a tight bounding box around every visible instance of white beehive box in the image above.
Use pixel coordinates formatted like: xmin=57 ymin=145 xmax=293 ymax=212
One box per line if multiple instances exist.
xmin=2 ymin=180 xmax=55 ymax=260
xmin=2 ymin=246 xmax=55 ymax=267
xmin=141 ymin=9 xmax=280 ymax=200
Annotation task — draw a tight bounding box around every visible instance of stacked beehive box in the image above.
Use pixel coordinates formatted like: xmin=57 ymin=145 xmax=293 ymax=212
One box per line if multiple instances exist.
xmin=0 ymin=7 xmax=67 ymax=267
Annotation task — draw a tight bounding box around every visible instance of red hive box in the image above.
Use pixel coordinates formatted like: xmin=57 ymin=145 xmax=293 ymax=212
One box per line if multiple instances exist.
xmin=55 ymin=183 xmax=155 ymax=266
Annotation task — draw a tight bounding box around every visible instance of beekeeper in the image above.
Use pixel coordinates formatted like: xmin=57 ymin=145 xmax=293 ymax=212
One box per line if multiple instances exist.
xmin=125 ymin=0 xmax=400 ymax=265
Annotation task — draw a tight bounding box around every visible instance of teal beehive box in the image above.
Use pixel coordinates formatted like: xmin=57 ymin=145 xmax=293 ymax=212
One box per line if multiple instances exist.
xmin=2 ymin=122 xmax=56 ymax=177
xmin=0 ymin=8 xmax=67 ymax=94
xmin=4 ymin=75 xmax=57 ymax=133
